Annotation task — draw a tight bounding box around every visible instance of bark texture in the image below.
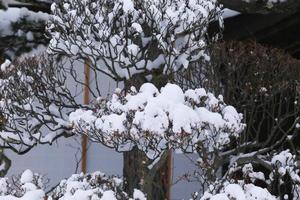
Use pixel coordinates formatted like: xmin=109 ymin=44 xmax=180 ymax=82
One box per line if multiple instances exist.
xmin=123 ymin=147 xmax=171 ymax=200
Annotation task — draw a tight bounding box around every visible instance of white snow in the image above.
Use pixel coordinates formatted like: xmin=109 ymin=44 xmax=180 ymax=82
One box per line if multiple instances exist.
xmin=133 ymin=189 xmax=147 ymax=200
xmin=101 ymin=191 xmax=117 ymax=200
xmin=201 ymin=184 xmax=276 ymax=200
xmin=222 ymin=9 xmax=240 ymax=18
xmin=69 ymin=83 xmax=244 ymax=159
xmin=0 ymin=59 xmax=11 ymax=72
xmin=121 ymin=0 xmax=134 ymax=13
xmin=20 ymin=169 xmax=34 ymax=184
xmin=225 ymin=184 xmax=246 ymax=200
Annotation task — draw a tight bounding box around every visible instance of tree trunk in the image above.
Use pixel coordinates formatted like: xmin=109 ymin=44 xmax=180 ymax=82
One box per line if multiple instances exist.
xmin=0 ymin=150 xmax=11 ymax=177
xmin=123 ymin=147 xmax=171 ymax=199
xmin=123 ymin=73 xmax=172 ymax=199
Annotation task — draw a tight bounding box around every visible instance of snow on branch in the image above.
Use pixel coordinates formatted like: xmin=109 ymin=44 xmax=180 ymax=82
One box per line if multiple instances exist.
xmin=69 ymin=83 xmax=245 ymax=159
xmin=0 ymin=56 xmax=79 ymax=154
xmin=47 ymin=0 xmax=222 ymax=80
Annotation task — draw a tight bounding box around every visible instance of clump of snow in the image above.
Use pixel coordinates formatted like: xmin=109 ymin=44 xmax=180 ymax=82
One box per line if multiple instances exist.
xmin=20 ymin=169 xmax=34 ymax=184
xmin=0 ymin=59 xmax=12 ymax=72
xmin=222 ymin=9 xmax=240 ymax=19
xmin=271 ymin=150 xmax=294 ymax=167
xmin=133 ymin=189 xmax=147 ymax=200
xmin=270 ymin=150 xmax=300 ymax=185
xmin=25 ymin=32 xmax=34 ymax=41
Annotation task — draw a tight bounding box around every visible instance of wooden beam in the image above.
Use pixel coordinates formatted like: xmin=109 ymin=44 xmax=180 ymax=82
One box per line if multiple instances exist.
xmin=219 ymin=0 xmax=300 ymax=14
xmin=166 ymin=151 xmax=172 ymax=200
xmin=81 ymin=59 xmax=90 ymax=174
xmin=218 ymin=11 xmax=300 ymax=58
xmin=208 ymin=8 xmax=300 ymax=58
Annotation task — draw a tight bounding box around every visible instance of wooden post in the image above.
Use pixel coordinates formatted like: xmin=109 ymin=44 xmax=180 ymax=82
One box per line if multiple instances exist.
xmin=81 ymin=59 xmax=90 ymax=173
xmin=166 ymin=151 xmax=172 ymax=200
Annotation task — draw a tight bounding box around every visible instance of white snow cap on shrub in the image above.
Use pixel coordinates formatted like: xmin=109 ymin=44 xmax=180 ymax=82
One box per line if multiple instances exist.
xmin=48 ymin=171 xmax=147 ymax=200
xmin=49 ymin=171 xmax=124 ymax=200
xmin=69 ymin=83 xmax=245 ymax=159
xmin=201 ymin=184 xmax=276 ymax=200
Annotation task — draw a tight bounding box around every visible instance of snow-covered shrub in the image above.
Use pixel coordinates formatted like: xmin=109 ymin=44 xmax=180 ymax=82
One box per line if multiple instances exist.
xmin=0 ymin=170 xmax=146 ymax=200
xmin=0 ymin=55 xmax=244 ymax=197
xmin=0 ymin=169 xmax=45 ymax=200
xmin=22 ymin=1 xmax=221 ymax=197
xmin=48 ymin=171 xmax=146 ymax=200
xmin=69 ymin=83 xmax=244 ymax=158
xmin=175 ymin=40 xmax=300 ymax=197
xmin=47 ymin=0 xmax=222 ymax=80
xmin=69 ymin=82 xmax=244 ymax=184
xmin=0 ymin=57 xmax=245 ymax=162
xmin=200 ymin=183 xmax=276 ymax=200
xmin=201 ymin=150 xmax=300 ymax=200
xmin=270 ymin=150 xmax=300 ymax=199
